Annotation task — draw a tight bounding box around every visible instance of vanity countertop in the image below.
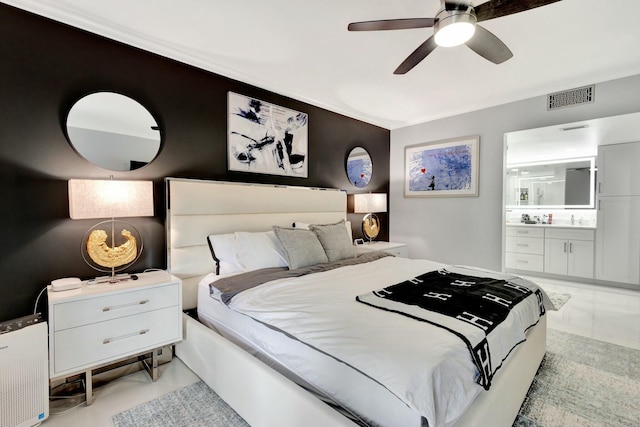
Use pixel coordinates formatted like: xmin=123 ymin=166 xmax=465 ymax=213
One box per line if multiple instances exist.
xmin=506 ymin=223 xmax=596 ymax=230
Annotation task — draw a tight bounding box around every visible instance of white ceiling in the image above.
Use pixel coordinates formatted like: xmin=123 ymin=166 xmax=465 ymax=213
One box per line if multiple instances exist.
xmin=5 ymin=0 xmax=640 ymax=129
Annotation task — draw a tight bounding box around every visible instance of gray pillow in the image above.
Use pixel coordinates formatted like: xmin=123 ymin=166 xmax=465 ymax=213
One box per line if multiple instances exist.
xmin=310 ymin=220 xmax=356 ymax=262
xmin=273 ymin=226 xmax=329 ymax=269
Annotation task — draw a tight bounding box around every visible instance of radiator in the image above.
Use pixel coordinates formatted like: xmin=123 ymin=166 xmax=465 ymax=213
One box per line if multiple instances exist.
xmin=0 ymin=315 xmax=49 ymax=427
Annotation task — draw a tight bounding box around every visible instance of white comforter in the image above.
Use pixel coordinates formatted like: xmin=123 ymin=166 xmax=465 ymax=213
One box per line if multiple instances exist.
xmin=224 ymin=256 xmax=546 ymax=427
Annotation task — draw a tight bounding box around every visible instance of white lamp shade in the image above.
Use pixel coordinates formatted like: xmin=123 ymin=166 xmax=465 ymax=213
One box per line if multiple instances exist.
xmin=68 ymin=179 xmax=154 ymax=219
xmin=354 ymin=193 xmax=387 ymax=213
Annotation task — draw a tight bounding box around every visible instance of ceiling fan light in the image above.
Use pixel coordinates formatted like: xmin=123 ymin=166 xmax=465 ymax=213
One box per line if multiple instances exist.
xmin=434 ymin=11 xmax=477 ymax=47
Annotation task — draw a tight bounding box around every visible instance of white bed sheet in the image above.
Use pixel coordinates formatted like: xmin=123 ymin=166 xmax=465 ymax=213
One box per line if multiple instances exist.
xmin=198 ymin=256 xmax=547 ymax=427
xmin=197 ymin=276 xmax=426 ymax=427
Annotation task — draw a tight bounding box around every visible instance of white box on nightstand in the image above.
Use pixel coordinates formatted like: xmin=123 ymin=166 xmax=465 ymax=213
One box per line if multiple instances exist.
xmin=355 ymin=241 xmax=408 ymax=258
xmin=47 ymin=270 xmax=182 ymax=404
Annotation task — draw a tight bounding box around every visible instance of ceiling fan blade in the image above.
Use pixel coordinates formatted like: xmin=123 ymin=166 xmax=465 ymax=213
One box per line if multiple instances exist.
xmin=475 ymin=0 xmax=562 ymax=22
xmin=348 ymin=18 xmax=435 ymax=31
xmin=465 ymin=25 xmax=513 ymax=64
xmin=394 ymin=36 xmax=438 ymax=75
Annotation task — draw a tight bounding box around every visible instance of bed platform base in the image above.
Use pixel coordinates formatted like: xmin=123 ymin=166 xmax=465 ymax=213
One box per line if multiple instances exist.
xmin=176 ymin=313 xmax=359 ymax=427
xmin=177 ymin=313 xmax=546 ymax=427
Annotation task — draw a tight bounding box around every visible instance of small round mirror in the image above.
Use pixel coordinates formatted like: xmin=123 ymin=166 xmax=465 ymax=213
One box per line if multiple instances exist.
xmin=346 ymin=147 xmax=372 ymax=188
xmin=66 ymin=92 xmax=161 ymax=171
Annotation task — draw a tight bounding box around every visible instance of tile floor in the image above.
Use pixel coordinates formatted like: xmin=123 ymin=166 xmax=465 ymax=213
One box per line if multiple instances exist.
xmin=40 ymin=276 xmax=640 ymax=427
xmin=41 ymin=358 xmax=200 ymax=427
xmin=524 ymin=275 xmax=640 ymax=350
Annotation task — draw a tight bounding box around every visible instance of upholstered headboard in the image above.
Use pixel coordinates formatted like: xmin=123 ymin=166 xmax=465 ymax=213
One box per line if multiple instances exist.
xmin=165 ymin=178 xmax=347 ymax=310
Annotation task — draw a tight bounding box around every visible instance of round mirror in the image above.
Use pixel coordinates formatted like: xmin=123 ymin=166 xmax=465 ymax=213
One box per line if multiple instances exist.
xmin=66 ymin=92 xmax=161 ymax=171
xmin=346 ymin=147 xmax=372 ymax=188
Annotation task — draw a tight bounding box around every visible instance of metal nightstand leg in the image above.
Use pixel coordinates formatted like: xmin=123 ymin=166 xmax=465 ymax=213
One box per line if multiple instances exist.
xmin=85 ymin=369 xmax=93 ymax=405
xmin=142 ymin=348 xmax=159 ymax=381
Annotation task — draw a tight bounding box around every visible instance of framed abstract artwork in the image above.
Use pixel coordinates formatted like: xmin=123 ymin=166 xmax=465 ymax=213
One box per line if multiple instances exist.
xmin=228 ymin=92 xmax=308 ymax=177
xmin=404 ymin=135 xmax=479 ymax=197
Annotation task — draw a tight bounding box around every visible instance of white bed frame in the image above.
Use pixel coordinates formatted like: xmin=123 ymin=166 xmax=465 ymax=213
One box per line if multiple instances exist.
xmin=166 ymin=178 xmax=546 ymax=427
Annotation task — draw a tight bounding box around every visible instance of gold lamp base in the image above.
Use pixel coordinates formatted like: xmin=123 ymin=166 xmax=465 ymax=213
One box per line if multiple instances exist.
xmin=362 ymin=213 xmax=380 ymax=242
xmin=82 ymin=219 xmax=143 ymax=284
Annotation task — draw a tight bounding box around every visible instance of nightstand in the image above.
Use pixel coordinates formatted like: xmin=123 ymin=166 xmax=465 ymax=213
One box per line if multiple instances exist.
xmin=355 ymin=241 xmax=409 ymax=258
xmin=47 ymin=270 xmax=182 ymax=404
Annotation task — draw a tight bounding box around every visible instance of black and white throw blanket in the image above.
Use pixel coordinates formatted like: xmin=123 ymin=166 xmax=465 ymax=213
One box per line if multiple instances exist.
xmin=356 ymin=268 xmax=546 ymax=389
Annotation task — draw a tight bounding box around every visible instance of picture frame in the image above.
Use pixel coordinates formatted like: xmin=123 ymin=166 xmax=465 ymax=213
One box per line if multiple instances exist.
xmin=227 ymin=92 xmax=308 ymax=177
xmin=404 ymin=135 xmax=479 ymax=197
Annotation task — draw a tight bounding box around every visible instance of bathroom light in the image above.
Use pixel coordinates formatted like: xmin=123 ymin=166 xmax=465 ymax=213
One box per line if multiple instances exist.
xmin=434 ymin=9 xmax=476 ymax=47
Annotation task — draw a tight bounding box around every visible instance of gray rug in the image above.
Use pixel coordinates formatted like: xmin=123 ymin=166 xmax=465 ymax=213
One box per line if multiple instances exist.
xmin=113 ymin=330 xmax=639 ymax=427
xmin=547 ymin=291 xmax=571 ymax=310
xmin=112 ymin=380 xmax=250 ymax=427
xmin=513 ymin=329 xmax=640 ymax=427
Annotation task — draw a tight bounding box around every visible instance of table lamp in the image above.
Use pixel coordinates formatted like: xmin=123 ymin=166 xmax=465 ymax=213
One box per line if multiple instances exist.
xmin=353 ymin=193 xmax=387 ymax=243
xmin=68 ymin=179 xmax=153 ymax=283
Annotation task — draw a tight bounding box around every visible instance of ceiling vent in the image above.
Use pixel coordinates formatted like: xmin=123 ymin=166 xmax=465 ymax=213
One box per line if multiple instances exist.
xmin=547 ymin=85 xmax=595 ymax=111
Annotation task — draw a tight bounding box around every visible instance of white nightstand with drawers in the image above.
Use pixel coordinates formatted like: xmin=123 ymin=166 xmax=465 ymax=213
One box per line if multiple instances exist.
xmin=355 ymin=241 xmax=409 ymax=258
xmin=47 ymin=270 xmax=182 ymax=404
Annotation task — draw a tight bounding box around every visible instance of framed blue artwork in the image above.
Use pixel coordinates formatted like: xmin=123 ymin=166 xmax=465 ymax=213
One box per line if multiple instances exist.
xmin=404 ymin=136 xmax=479 ymax=197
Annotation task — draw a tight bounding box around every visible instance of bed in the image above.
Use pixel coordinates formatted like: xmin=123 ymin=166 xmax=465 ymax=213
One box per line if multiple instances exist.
xmin=167 ymin=178 xmax=548 ymax=427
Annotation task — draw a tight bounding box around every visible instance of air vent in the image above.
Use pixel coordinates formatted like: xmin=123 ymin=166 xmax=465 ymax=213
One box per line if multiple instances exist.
xmin=547 ymin=85 xmax=595 ymax=110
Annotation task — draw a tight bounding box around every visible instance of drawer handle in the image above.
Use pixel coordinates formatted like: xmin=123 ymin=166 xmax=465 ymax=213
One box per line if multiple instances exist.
xmin=516 ymin=231 xmax=529 ymax=234
xmin=103 ymin=329 xmax=149 ymax=344
xmin=517 ymin=260 xmax=529 ymax=264
xmin=103 ymin=300 xmax=150 ymax=312
xmin=517 ymin=244 xmax=530 ymax=247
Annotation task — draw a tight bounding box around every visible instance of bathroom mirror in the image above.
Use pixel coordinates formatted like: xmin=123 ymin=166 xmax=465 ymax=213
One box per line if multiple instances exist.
xmin=66 ymin=92 xmax=161 ymax=171
xmin=505 ymin=158 xmax=595 ymax=208
xmin=346 ymin=146 xmax=372 ymax=188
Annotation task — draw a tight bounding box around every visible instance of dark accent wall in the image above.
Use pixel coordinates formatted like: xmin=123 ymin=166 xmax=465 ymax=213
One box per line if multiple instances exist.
xmin=0 ymin=4 xmax=390 ymax=321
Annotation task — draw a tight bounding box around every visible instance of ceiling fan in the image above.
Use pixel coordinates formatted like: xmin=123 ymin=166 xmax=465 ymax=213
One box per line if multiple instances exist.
xmin=348 ymin=0 xmax=562 ymax=74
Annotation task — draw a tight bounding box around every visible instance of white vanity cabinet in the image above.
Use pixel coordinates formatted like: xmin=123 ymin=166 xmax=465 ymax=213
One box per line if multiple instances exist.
xmin=505 ymin=227 xmax=544 ymax=272
xmin=544 ymin=228 xmax=594 ymax=279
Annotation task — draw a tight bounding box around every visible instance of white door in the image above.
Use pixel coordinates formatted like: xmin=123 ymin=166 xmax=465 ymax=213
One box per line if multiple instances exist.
xmin=596 ymin=196 xmax=640 ymax=285
xmin=598 ymin=142 xmax=640 ymax=197
xmin=544 ymin=238 xmax=568 ymax=275
xmin=567 ymin=239 xmax=595 ymax=279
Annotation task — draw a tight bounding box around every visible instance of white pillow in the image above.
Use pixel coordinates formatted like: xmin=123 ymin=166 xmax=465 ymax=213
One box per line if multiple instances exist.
xmin=234 ymin=230 xmax=288 ymax=271
xmin=207 ymin=233 xmax=244 ymax=274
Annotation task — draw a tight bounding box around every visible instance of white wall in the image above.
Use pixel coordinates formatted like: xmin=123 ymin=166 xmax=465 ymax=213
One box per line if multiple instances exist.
xmin=390 ymin=74 xmax=640 ymax=271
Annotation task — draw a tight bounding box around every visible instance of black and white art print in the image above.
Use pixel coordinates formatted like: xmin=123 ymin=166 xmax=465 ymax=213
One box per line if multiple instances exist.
xmin=228 ymin=92 xmax=308 ymax=177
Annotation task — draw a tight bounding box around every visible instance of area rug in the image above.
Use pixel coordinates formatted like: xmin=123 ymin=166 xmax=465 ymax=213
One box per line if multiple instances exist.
xmin=112 ymin=380 xmax=249 ymax=427
xmin=513 ymin=329 xmax=640 ymax=427
xmin=113 ymin=330 xmax=639 ymax=427
xmin=546 ymin=291 xmax=572 ymax=310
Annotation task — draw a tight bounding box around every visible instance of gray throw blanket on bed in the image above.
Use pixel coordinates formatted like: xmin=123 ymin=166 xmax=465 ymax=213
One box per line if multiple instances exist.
xmin=211 ymin=251 xmax=391 ymax=305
